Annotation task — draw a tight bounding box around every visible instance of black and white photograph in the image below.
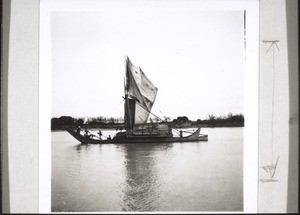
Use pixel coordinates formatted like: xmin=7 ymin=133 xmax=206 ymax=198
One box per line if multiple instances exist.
xmin=3 ymin=0 xmax=298 ymax=213
xmin=40 ymin=0 xmax=259 ymax=212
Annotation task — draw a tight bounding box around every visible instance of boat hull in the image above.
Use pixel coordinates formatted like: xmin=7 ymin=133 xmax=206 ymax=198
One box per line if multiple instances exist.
xmin=65 ymin=127 xmax=208 ymax=144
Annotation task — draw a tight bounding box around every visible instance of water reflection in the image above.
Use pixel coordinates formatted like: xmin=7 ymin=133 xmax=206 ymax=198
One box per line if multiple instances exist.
xmin=52 ymin=128 xmax=243 ymax=212
xmin=74 ymin=143 xmax=91 ymax=152
xmin=120 ymin=143 xmax=173 ymax=211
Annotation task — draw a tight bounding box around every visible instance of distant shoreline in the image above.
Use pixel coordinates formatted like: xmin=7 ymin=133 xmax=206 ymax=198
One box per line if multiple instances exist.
xmin=51 ymin=114 xmax=244 ymax=131
xmin=51 ymin=122 xmax=244 ymax=131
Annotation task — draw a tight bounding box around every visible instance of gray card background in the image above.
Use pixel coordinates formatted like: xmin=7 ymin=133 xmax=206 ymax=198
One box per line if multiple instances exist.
xmin=2 ymin=0 xmax=298 ymax=213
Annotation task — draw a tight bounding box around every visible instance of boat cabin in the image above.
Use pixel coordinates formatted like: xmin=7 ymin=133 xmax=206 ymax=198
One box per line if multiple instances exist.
xmin=131 ymin=123 xmax=172 ymax=136
xmin=114 ymin=123 xmax=173 ymax=139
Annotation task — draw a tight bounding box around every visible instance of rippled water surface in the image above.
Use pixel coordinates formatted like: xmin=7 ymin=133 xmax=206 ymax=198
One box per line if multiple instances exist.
xmin=52 ymin=127 xmax=243 ymax=212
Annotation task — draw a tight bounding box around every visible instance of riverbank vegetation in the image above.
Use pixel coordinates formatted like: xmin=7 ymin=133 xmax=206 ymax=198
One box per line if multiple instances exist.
xmin=51 ymin=113 xmax=244 ymax=130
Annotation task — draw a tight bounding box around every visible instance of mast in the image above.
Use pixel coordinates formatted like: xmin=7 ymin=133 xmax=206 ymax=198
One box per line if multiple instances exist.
xmin=124 ymin=93 xmax=132 ymax=130
xmin=124 ymin=56 xmax=136 ymax=130
xmin=124 ymin=57 xmax=131 ymax=130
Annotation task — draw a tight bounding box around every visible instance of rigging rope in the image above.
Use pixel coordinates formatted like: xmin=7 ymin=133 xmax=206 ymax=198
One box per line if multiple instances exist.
xmin=110 ymin=98 xmax=125 ymax=112
xmin=134 ymin=100 xmax=190 ymax=133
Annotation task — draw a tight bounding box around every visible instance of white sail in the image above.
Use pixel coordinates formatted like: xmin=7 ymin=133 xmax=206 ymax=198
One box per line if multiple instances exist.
xmin=125 ymin=57 xmax=158 ymax=125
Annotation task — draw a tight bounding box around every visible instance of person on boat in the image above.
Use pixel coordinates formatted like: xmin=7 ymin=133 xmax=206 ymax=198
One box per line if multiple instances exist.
xmin=179 ymin=130 xmax=183 ymax=138
xmin=107 ymin=135 xmax=112 ymax=140
xmin=84 ymin=128 xmax=91 ymax=138
xmin=76 ymin=126 xmax=81 ymax=134
xmin=98 ymin=130 xmax=102 ymax=140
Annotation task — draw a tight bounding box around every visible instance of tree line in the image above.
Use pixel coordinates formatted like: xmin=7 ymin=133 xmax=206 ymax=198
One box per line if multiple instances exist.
xmin=51 ymin=113 xmax=244 ymax=130
xmin=51 ymin=116 xmax=124 ymax=130
xmin=195 ymin=113 xmax=244 ymax=127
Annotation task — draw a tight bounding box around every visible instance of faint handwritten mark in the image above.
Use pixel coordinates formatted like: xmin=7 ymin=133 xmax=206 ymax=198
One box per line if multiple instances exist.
xmin=262 ymin=40 xmax=280 ymax=53
xmin=260 ymin=40 xmax=280 ymax=183
xmin=260 ymin=156 xmax=279 ymax=182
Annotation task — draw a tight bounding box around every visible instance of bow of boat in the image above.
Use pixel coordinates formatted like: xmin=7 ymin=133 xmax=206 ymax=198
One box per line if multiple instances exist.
xmin=180 ymin=127 xmax=208 ymax=141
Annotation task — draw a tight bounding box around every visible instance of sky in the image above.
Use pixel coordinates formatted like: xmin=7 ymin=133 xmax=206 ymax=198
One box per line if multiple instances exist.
xmin=50 ymin=1 xmax=245 ymax=121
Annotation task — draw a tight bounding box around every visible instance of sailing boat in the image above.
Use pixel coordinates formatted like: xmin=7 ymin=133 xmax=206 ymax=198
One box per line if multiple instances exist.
xmin=66 ymin=56 xmax=208 ymax=144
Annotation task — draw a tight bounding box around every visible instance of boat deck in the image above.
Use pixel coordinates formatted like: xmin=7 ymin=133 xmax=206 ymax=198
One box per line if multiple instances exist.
xmin=66 ymin=127 xmax=208 ymax=144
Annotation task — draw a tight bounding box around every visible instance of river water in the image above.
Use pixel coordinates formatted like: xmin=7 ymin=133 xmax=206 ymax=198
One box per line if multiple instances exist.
xmin=51 ymin=127 xmax=243 ymax=212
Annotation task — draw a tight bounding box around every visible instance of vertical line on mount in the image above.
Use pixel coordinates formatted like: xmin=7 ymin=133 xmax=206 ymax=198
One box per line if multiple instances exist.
xmin=271 ymin=44 xmax=275 ymax=164
xmin=262 ymin=40 xmax=280 ymax=165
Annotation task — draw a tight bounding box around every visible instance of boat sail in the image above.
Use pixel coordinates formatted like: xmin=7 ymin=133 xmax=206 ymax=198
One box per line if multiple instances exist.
xmin=65 ymin=56 xmax=208 ymax=144
xmin=124 ymin=56 xmax=158 ymax=128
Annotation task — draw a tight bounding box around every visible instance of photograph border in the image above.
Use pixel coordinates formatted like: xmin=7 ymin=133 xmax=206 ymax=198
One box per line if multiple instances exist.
xmin=39 ymin=1 xmax=259 ymax=213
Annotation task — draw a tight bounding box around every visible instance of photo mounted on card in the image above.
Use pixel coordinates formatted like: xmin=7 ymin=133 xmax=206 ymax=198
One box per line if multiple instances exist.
xmin=39 ymin=0 xmax=259 ymax=213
